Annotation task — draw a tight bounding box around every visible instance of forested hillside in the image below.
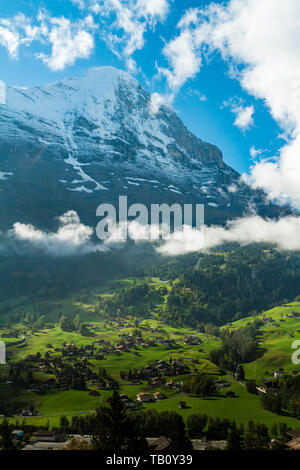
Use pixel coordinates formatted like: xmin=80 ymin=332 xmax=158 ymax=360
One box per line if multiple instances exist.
xmin=1 ymin=246 xmax=300 ymax=327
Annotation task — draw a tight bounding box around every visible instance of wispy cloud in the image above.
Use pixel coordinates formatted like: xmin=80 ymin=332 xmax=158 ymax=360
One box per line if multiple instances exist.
xmin=71 ymin=0 xmax=86 ymax=10
xmin=186 ymin=88 xmax=207 ymax=102
xmin=0 ymin=10 xmax=95 ymax=71
xmin=91 ymin=0 xmax=170 ymax=72
xmin=36 ymin=13 xmax=95 ymax=71
xmin=0 ymin=13 xmax=39 ymax=59
xmin=157 ymin=215 xmax=300 ymax=256
xmin=223 ymin=98 xmax=254 ymax=131
xmin=250 ymin=146 xmax=263 ymax=160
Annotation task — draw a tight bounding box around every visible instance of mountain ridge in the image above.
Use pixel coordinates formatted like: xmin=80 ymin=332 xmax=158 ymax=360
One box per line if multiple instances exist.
xmin=0 ymin=66 xmax=287 ymax=231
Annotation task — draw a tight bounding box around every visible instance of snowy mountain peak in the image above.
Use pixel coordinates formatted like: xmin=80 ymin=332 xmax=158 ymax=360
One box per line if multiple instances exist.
xmin=7 ymin=66 xmax=140 ymax=120
xmin=0 ymin=67 xmax=285 ymax=230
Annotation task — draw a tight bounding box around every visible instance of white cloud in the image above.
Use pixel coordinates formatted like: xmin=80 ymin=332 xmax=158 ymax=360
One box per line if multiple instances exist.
xmin=223 ymin=98 xmax=254 ymax=131
xmin=250 ymin=146 xmax=263 ymax=160
xmin=36 ymin=14 xmax=95 ymax=71
xmin=158 ymin=0 xmax=300 ymax=209
xmin=0 ymin=10 xmax=95 ymax=71
xmin=149 ymin=92 xmax=167 ymax=113
xmin=233 ymin=104 xmax=254 ymax=131
xmin=71 ymin=0 xmax=86 ymax=9
xmin=245 ymin=135 xmax=300 ymax=207
xmin=159 ymin=28 xmax=202 ymax=91
xmin=157 ymin=215 xmax=300 ymax=256
xmin=136 ymin=0 xmax=169 ymax=21
xmin=0 ymin=25 xmax=20 ymax=58
xmin=187 ymin=88 xmax=207 ymax=102
xmin=0 ymin=13 xmax=39 ymax=58
xmin=93 ymin=0 xmax=170 ymax=71
xmin=91 ymin=215 xmax=300 ymax=256
xmin=8 ymin=210 xmax=101 ymax=256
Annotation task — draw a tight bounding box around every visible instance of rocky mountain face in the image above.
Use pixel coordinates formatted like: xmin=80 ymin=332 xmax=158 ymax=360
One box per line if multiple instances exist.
xmin=0 ymin=66 xmax=285 ymax=231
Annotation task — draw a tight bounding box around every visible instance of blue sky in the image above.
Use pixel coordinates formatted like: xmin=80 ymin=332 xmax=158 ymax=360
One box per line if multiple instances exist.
xmin=0 ymin=0 xmax=297 ymax=196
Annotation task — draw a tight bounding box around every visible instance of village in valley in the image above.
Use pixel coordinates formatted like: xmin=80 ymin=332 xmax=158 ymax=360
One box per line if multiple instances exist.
xmin=0 ymin=277 xmax=300 ymax=450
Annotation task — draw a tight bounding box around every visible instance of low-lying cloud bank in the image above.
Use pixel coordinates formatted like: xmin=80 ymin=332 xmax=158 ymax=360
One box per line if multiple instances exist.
xmin=2 ymin=211 xmax=300 ymax=257
xmin=156 ymin=215 xmax=300 ymax=256
xmin=2 ymin=210 xmax=102 ymax=256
